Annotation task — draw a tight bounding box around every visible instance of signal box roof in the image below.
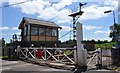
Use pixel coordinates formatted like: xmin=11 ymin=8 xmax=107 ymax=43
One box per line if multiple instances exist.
xmin=18 ymin=17 xmax=62 ymax=29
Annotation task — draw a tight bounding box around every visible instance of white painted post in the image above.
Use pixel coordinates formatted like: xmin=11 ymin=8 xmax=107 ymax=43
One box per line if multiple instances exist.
xmin=74 ymin=46 xmax=77 ymax=64
xmin=26 ymin=48 xmax=28 ymax=59
xmin=96 ymin=48 xmax=102 ymax=69
xmin=82 ymin=49 xmax=87 ymax=65
xmin=34 ymin=49 xmax=36 ymax=59
xmin=76 ymin=22 xmax=87 ymax=66
xmin=43 ymin=47 xmax=47 ymax=60
xmin=17 ymin=46 xmax=20 ymax=58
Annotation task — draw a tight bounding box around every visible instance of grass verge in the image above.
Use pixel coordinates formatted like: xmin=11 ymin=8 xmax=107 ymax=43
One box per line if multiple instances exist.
xmin=0 ymin=56 xmax=8 ymax=59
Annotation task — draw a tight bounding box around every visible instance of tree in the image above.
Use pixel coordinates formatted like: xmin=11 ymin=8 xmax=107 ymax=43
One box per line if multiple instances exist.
xmin=103 ymin=40 xmax=109 ymax=43
xmin=97 ymin=40 xmax=102 ymax=44
xmin=59 ymin=39 xmax=76 ymax=47
xmin=109 ymin=24 xmax=120 ymax=41
xmin=0 ymin=38 xmax=5 ymax=46
xmin=91 ymin=39 xmax=95 ymax=42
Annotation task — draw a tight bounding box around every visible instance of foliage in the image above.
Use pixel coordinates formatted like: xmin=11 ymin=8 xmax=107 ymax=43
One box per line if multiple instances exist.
xmin=0 ymin=56 xmax=8 ymax=59
xmin=6 ymin=43 xmax=12 ymax=46
xmin=109 ymin=24 xmax=120 ymax=41
xmin=0 ymin=38 xmax=12 ymax=47
xmin=0 ymin=38 xmax=5 ymax=46
xmin=95 ymin=42 xmax=115 ymax=49
xmin=59 ymin=39 xmax=113 ymax=49
xmin=83 ymin=39 xmax=109 ymax=44
xmin=116 ymin=67 xmax=120 ymax=71
xmin=59 ymin=39 xmax=76 ymax=47
xmin=95 ymin=40 xmax=109 ymax=44
xmin=63 ymin=50 xmax=71 ymax=55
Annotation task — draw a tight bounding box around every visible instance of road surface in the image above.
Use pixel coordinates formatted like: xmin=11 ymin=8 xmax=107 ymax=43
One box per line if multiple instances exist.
xmin=1 ymin=59 xmax=72 ymax=73
xmin=1 ymin=59 xmax=119 ymax=73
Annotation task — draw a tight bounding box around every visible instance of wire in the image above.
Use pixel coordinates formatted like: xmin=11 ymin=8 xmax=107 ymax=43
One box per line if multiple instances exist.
xmin=1 ymin=0 xmax=75 ymax=41
xmin=0 ymin=0 xmax=33 ymax=8
xmin=59 ymin=30 xmax=73 ymax=39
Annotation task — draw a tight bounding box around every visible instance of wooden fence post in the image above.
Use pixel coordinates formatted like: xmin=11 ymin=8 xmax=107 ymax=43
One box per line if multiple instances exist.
xmin=8 ymin=48 xmax=11 ymax=58
xmin=2 ymin=47 xmax=4 ymax=56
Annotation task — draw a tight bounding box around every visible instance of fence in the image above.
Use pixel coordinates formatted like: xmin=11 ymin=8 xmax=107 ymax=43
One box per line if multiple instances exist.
xmin=17 ymin=47 xmax=76 ymax=64
xmin=111 ymin=48 xmax=120 ymax=65
xmin=2 ymin=46 xmax=13 ymax=58
xmin=16 ymin=46 xmax=114 ymax=70
xmin=87 ymin=49 xmax=112 ymax=69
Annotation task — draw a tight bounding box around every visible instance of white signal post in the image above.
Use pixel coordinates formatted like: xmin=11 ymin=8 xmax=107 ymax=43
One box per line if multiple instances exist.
xmin=76 ymin=22 xmax=87 ymax=66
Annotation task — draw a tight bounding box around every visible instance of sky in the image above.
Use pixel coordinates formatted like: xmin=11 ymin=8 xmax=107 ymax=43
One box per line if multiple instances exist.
xmin=0 ymin=0 xmax=120 ymax=43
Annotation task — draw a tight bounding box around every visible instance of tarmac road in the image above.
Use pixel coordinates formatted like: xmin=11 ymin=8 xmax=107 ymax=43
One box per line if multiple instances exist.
xmin=1 ymin=59 xmax=119 ymax=73
xmin=1 ymin=59 xmax=72 ymax=73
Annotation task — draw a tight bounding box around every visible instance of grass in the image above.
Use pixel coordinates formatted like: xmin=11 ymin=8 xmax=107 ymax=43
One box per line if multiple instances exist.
xmin=95 ymin=42 xmax=115 ymax=49
xmin=116 ymin=67 xmax=120 ymax=71
xmin=111 ymin=66 xmax=120 ymax=71
xmin=62 ymin=42 xmax=115 ymax=56
xmin=63 ymin=50 xmax=71 ymax=55
xmin=0 ymin=56 xmax=9 ymax=59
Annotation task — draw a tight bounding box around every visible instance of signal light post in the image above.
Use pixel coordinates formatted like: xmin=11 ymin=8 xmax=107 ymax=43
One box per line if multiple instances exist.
xmin=69 ymin=3 xmax=86 ymax=40
xmin=69 ymin=3 xmax=87 ymax=73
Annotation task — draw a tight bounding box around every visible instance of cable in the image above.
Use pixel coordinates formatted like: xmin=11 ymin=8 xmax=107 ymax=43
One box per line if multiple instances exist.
xmin=0 ymin=0 xmax=33 ymax=8
xmin=2 ymin=0 xmax=74 ymax=41
xmin=59 ymin=30 xmax=73 ymax=39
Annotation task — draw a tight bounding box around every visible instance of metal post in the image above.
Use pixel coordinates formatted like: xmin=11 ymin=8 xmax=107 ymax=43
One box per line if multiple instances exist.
xmin=112 ymin=11 xmax=117 ymax=42
xmin=73 ymin=17 xmax=76 ymax=40
xmin=104 ymin=10 xmax=116 ymax=41
xmin=113 ymin=11 xmax=115 ymax=24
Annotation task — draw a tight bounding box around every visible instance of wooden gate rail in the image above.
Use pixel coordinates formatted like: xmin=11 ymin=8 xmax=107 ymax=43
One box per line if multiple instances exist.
xmin=17 ymin=47 xmax=76 ymax=64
